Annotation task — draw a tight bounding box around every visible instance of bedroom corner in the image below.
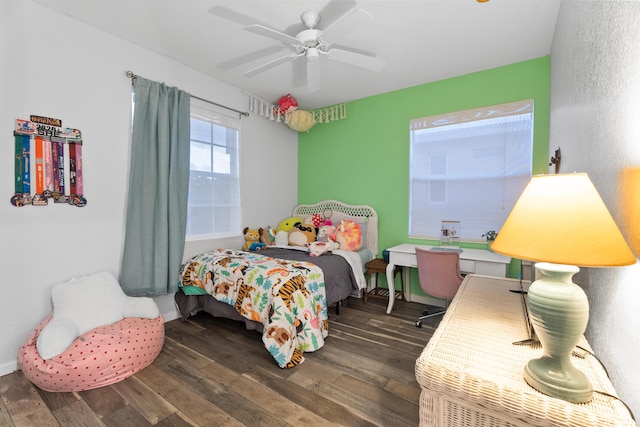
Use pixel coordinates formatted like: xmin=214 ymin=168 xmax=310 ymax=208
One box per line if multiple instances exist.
xmin=0 ymin=0 xmax=298 ymax=377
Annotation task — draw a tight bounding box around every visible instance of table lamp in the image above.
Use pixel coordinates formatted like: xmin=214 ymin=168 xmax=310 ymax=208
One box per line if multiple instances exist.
xmin=491 ymin=173 xmax=636 ymax=403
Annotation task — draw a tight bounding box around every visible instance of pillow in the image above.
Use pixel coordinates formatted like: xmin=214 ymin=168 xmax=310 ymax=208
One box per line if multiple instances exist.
xmin=334 ymin=220 xmax=363 ymax=251
xmin=122 ymin=296 xmax=161 ymax=318
xmin=359 ymin=221 xmax=368 ymax=247
xmin=35 ymin=318 xmax=79 ymax=360
xmin=36 ymin=271 xmax=158 ymax=360
xmin=52 ymin=272 xmax=126 ymax=332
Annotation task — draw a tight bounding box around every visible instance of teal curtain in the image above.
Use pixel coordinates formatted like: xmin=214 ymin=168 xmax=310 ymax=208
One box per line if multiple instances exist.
xmin=120 ymin=77 xmax=190 ymax=296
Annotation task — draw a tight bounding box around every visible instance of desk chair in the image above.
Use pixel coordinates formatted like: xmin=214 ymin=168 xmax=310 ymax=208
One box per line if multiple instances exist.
xmin=415 ymin=248 xmax=464 ymax=328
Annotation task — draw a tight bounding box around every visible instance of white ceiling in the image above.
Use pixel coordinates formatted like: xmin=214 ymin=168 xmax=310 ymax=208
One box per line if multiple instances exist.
xmin=33 ymin=0 xmax=561 ymax=110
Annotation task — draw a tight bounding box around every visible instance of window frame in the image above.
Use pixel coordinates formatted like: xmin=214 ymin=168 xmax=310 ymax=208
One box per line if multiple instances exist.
xmin=408 ymin=100 xmax=534 ymax=242
xmin=185 ymin=100 xmax=241 ymax=241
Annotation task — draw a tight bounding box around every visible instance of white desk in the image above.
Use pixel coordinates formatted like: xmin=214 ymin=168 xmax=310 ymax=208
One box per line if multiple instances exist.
xmin=384 ymin=244 xmax=511 ymax=314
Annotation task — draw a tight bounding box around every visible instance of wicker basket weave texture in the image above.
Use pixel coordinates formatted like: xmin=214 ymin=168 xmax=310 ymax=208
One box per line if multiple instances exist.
xmin=415 ymin=275 xmax=636 ymax=427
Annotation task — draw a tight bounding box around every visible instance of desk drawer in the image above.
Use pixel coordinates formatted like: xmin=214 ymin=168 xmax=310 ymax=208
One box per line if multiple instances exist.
xmin=392 ymin=252 xmax=417 ymax=267
xmin=392 ymin=253 xmax=476 ymax=274
xmin=459 ymin=260 xmax=475 ymax=274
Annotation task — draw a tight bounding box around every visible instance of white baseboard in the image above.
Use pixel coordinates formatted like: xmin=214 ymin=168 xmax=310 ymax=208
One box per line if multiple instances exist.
xmin=0 ymin=360 xmax=19 ymax=377
xmin=162 ymin=308 xmax=180 ymax=322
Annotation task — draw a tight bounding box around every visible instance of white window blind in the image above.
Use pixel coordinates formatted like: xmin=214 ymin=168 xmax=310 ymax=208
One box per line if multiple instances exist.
xmin=186 ymin=100 xmax=241 ymax=239
xmin=409 ymin=100 xmax=533 ymax=241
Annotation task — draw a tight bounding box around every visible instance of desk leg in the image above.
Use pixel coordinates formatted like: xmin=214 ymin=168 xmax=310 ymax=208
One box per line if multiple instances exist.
xmin=385 ymin=262 xmax=396 ymax=314
xmin=404 ymin=267 xmax=412 ymax=302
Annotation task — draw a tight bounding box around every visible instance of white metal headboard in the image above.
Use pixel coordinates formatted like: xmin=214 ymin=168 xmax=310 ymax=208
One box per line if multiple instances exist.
xmin=293 ymin=200 xmax=378 ymax=256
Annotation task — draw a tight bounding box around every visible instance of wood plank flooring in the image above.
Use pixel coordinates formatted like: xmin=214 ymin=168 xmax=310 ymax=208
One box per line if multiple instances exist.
xmin=0 ymin=296 xmax=441 ymax=427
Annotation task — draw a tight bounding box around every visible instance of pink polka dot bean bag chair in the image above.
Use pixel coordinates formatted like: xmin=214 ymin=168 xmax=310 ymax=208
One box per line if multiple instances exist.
xmin=19 ymin=272 xmax=164 ymax=392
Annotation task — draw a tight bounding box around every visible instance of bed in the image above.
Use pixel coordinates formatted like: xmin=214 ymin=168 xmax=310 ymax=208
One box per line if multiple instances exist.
xmin=174 ymin=200 xmax=378 ymax=368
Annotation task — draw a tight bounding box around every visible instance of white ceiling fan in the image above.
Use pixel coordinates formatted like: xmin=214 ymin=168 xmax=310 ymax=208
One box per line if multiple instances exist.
xmin=215 ymin=1 xmax=386 ymax=93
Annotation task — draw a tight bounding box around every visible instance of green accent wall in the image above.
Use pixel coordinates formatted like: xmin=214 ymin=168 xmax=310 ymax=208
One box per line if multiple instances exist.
xmin=298 ymin=57 xmax=550 ymax=291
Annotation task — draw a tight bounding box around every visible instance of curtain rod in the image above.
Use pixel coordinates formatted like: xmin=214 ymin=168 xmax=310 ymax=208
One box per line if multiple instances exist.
xmin=125 ymin=71 xmax=249 ymax=118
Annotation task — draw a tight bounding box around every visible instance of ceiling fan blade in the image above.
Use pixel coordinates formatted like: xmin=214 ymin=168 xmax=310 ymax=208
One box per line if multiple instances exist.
xmin=330 ymin=43 xmax=376 ymax=58
xmin=327 ymin=48 xmax=386 ymax=72
xmin=243 ymin=53 xmax=302 ymax=77
xmin=245 ymin=24 xmax=299 ymax=46
xmin=217 ymin=46 xmax=286 ymax=70
xmin=306 ymin=58 xmax=321 ymax=93
xmin=321 ymin=7 xmax=374 ymax=40
xmin=322 ymin=8 xmax=375 ymax=40
xmin=208 ymin=6 xmax=268 ymax=27
xmin=317 ymin=0 xmax=357 ymax=29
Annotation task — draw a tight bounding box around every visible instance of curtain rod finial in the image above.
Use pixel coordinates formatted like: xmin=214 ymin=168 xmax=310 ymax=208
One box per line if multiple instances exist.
xmin=125 ymin=71 xmax=137 ymax=86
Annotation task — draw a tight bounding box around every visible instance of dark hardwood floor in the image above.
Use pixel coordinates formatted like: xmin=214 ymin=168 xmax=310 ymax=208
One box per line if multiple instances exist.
xmin=0 ymin=296 xmax=441 ymax=427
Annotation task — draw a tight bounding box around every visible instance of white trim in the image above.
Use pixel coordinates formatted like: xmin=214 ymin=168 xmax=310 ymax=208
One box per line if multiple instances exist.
xmin=411 ymin=99 xmax=533 ymax=130
xmin=0 ymin=360 xmax=18 ymax=377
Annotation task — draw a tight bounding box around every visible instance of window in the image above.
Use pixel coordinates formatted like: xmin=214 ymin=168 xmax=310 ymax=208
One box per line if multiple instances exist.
xmin=409 ymin=100 xmax=533 ymax=241
xmin=186 ymin=100 xmax=241 ymax=239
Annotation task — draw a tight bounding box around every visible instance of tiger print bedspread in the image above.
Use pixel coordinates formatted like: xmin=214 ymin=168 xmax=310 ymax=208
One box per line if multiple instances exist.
xmin=178 ymin=249 xmax=329 ymax=368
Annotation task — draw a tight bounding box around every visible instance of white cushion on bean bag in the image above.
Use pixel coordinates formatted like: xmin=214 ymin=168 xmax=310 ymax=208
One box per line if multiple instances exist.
xmin=36 ymin=271 xmax=159 ymax=360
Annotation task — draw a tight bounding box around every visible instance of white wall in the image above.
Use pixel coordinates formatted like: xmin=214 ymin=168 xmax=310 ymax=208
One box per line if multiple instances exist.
xmin=550 ymin=0 xmax=640 ymax=415
xmin=0 ymin=0 xmax=298 ymax=376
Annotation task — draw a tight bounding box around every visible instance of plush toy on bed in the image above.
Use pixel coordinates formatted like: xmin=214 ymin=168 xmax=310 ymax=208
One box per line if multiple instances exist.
xmin=259 ymin=227 xmax=276 ymax=246
xmin=316 ymin=220 xmax=336 ymax=243
xmin=305 ymin=213 xmax=324 ymax=228
xmin=288 ymin=222 xmax=317 ymax=246
xmin=276 ymin=217 xmax=303 ymax=233
xmin=243 ymin=227 xmax=261 ymax=251
xmin=334 ymin=220 xmax=363 ymax=251
xmin=274 ymin=230 xmax=289 ymax=246
xmin=307 ymin=240 xmax=340 ymax=257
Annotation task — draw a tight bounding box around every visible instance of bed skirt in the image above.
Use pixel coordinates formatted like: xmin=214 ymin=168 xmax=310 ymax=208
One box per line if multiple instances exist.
xmin=174 ymin=288 xmax=264 ymax=332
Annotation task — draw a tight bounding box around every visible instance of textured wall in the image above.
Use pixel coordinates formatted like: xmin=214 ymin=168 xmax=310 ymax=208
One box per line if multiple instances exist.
xmin=550 ymin=0 xmax=640 ymax=415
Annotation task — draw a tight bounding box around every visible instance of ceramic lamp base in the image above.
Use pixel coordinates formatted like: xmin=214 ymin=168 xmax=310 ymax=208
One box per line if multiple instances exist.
xmin=524 ymin=356 xmax=593 ymax=403
xmin=525 ymin=262 xmax=593 ymax=403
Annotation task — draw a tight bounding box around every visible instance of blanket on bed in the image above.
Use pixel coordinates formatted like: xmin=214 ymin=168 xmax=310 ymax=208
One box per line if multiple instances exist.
xmin=179 ymin=249 xmax=328 ymax=368
xmin=259 ymin=247 xmax=361 ymax=304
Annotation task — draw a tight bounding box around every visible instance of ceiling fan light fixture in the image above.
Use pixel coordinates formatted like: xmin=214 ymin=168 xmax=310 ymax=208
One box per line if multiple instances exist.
xmin=307 ymin=47 xmax=320 ymax=64
xmin=300 ymin=10 xmax=320 ymax=28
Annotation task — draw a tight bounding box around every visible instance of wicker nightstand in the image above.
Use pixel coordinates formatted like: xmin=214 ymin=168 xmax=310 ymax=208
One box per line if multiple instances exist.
xmin=415 ymin=274 xmax=635 ymax=426
xmin=364 ymin=258 xmax=403 ymax=304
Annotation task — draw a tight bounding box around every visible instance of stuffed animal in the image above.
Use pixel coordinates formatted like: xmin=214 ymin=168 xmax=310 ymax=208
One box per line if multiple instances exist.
xmin=274 ymin=94 xmax=298 ymax=117
xmin=259 ymin=227 xmax=276 ymax=246
xmin=249 ymin=242 xmax=266 ymax=251
xmin=288 ymin=222 xmax=317 ymax=246
xmin=317 ymin=223 xmax=336 ymax=243
xmin=305 ymin=213 xmax=324 ymax=228
xmin=274 ymin=230 xmax=289 ymax=246
xmin=334 ymin=220 xmax=363 ymax=251
xmin=307 ymin=240 xmax=340 ymax=257
xmin=242 ymin=227 xmax=261 ymax=251
xmin=276 ymin=217 xmax=303 ymax=233
xmin=285 ymin=109 xmax=315 ymax=132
